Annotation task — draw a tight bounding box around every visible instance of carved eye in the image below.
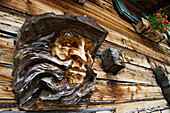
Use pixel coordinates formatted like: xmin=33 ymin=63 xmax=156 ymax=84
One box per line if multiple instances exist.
xmin=85 ymin=48 xmax=90 ymax=53
xmin=61 ymin=42 xmax=71 ymax=46
xmin=72 ymin=42 xmax=78 ymax=48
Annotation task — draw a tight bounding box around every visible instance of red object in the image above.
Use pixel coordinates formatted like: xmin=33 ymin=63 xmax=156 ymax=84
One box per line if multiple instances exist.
xmin=165 ymin=15 xmax=168 ymax=18
xmin=158 ymin=26 xmax=161 ymax=28
xmin=163 ymin=12 xmax=165 ymax=14
xmin=162 ymin=21 xmax=164 ymax=24
xmin=166 ymin=20 xmax=168 ymax=23
xmin=163 ymin=28 xmax=167 ymax=31
xmin=169 ymin=22 xmax=170 ymax=24
xmin=162 ymin=18 xmax=165 ymax=21
xmin=156 ymin=13 xmax=160 ymax=16
xmin=157 ymin=18 xmax=160 ymax=21
xmin=147 ymin=29 xmax=151 ymax=32
xmin=160 ymin=8 xmax=162 ymax=10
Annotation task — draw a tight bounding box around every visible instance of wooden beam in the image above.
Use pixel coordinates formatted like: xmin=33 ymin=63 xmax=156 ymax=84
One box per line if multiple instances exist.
xmin=0 ymin=1 xmax=169 ymax=64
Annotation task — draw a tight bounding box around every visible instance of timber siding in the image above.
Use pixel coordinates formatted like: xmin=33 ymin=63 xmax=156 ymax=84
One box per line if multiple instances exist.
xmin=0 ymin=0 xmax=169 ymax=112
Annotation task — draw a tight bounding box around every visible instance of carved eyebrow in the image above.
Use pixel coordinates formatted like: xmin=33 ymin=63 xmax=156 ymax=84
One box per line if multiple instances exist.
xmin=61 ymin=32 xmax=78 ymax=38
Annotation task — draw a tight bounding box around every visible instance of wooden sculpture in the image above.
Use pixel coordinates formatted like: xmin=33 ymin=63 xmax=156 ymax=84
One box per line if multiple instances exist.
xmin=101 ymin=47 xmax=125 ymax=74
xmin=12 ymin=13 xmax=108 ymax=111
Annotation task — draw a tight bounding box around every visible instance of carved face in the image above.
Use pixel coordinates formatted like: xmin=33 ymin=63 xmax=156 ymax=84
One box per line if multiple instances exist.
xmin=52 ymin=32 xmax=95 ymax=84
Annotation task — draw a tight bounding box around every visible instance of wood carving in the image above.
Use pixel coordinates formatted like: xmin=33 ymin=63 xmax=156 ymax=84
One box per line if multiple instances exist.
xmin=101 ymin=47 xmax=125 ymax=74
xmin=12 ymin=13 xmax=108 ymax=111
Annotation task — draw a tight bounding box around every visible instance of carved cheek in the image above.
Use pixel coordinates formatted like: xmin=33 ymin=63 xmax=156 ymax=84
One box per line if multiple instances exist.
xmin=86 ymin=53 xmax=93 ymax=66
xmin=52 ymin=46 xmax=70 ymax=60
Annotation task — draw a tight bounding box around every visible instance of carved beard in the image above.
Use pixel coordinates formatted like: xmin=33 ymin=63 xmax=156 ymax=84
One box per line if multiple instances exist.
xmin=12 ymin=33 xmax=96 ymax=111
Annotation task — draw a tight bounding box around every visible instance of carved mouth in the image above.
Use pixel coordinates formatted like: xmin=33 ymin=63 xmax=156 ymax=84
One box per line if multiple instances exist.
xmin=66 ymin=68 xmax=87 ymax=84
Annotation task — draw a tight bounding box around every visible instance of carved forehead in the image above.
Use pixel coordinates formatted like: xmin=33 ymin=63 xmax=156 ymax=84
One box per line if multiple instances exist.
xmin=55 ymin=31 xmax=94 ymax=45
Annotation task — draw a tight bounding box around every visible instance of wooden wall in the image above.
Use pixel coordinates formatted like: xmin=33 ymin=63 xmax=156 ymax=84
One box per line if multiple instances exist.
xmin=0 ymin=0 xmax=169 ymax=112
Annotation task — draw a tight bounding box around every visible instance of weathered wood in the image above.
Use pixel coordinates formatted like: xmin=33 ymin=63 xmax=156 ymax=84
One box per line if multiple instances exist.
xmin=0 ymin=36 xmax=161 ymax=86
xmin=0 ymin=47 xmax=158 ymax=85
xmin=0 ymin=100 xmax=169 ymax=112
xmin=88 ymin=99 xmax=168 ymax=113
xmin=0 ymin=63 xmax=163 ymax=100
xmin=154 ymin=66 xmax=170 ymax=105
xmin=94 ymin=58 xmax=157 ymax=85
xmin=0 ymin=78 xmax=165 ymax=111
xmin=101 ymin=47 xmax=125 ymax=73
xmin=91 ymin=80 xmax=163 ymax=102
xmin=0 ymin=0 xmax=169 ymax=64
xmin=0 ymin=10 xmax=169 ymax=74
xmin=0 ymin=0 xmax=169 ymax=112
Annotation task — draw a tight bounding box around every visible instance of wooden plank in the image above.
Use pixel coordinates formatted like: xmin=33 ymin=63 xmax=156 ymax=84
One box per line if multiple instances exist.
xmin=0 ymin=1 xmax=169 ymax=112
xmin=0 ymin=79 xmax=165 ymax=111
xmin=0 ymin=10 xmax=168 ymax=72
xmin=0 ymin=36 xmax=159 ymax=85
xmin=91 ymin=80 xmax=163 ymax=103
xmin=100 ymin=41 xmax=151 ymax=68
xmin=0 ymin=99 xmax=168 ymax=112
xmin=0 ymin=37 xmax=14 ymax=62
xmin=0 ymin=48 xmax=158 ymax=85
xmin=0 ymin=37 xmax=14 ymax=50
xmin=0 ymin=66 xmax=163 ymax=101
xmin=93 ymin=58 xmax=157 ymax=85
xmin=101 ymin=41 xmax=170 ymax=74
xmin=88 ymin=99 xmax=168 ymax=113
xmin=0 ymin=0 xmax=169 ymax=65
xmin=0 ymin=49 xmax=13 ymax=62
xmin=0 ymin=0 xmax=64 ymax=15
xmin=148 ymin=57 xmax=170 ymax=74
xmin=0 ymin=36 xmax=159 ymax=86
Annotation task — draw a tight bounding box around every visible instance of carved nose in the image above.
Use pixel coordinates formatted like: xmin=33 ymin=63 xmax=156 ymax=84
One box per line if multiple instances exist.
xmin=70 ymin=48 xmax=87 ymax=64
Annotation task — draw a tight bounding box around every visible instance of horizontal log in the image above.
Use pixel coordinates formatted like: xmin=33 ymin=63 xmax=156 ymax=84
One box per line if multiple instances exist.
xmin=0 ymin=0 xmax=64 ymax=15
xmin=0 ymin=81 xmax=165 ymax=112
xmin=0 ymin=11 xmax=25 ymax=23
xmin=0 ymin=67 xmax=163 ymax=101
xmin=100 ymin=41 xmax=151 ymax=68
xmin=91 ymin=80 xmax=163 ymax=102
xmin=93 ymin=58 xmax=157 ymax=85
xmin=0 ymin=37 xmax=14 ymax=62
xmin=0 ymin=0 xmax=169 ymax=65
xmin=0 ymin=35 xmax=160 ymax=85
xmin=0 ymin=99 xmax=168 ymax=112
xmin=0 ymin=37 xmax=14 ymax=49
xmin=0 ymin=1 xmax=169 ymax=112
xmin=148 ymin=57 xmax=170 ymax=74
xmin=0 ymin=50 xmax=158 ymax=85
xmin=0 ymin=5 xmax=169 ymax=73
xmin=88 ymin=99 xmax=168 ymax=113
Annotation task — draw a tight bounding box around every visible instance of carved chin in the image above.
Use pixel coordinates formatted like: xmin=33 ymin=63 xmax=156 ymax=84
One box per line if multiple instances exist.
xmin=66 ymin=68 xmax=87 ymax=84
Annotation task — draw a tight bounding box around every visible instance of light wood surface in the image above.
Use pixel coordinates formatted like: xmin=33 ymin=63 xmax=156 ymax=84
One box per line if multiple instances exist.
xmin=0 ymin=0 xmax=169 ymax=112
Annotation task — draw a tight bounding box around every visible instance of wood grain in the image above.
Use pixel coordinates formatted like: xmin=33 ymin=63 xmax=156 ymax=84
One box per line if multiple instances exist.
xmin=0 ymin=0 xmax=169 ymax=112
xmin=0 ymin=0 xmax=169 ymax=64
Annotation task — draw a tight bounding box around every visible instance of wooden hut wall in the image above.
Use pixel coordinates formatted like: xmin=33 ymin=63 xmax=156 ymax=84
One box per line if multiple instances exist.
xmin=0 ymin=0 xmax=169 ymax=112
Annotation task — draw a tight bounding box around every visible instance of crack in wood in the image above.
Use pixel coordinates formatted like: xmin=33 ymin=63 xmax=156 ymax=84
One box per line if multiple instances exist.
xmin=0 ymin=4 xmax=32 ymax=17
